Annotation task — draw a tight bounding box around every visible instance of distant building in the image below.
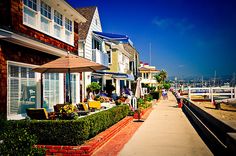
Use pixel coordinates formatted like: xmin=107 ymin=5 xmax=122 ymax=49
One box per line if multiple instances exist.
xmin=139 ymin=62 xmax=160 ymax=93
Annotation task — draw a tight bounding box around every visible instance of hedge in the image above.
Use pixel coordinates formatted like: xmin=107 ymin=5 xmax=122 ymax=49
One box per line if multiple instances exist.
xmin=1 ymin=105 xmax=129 ymax=146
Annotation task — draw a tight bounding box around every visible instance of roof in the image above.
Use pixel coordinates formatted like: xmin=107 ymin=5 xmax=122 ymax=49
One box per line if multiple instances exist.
xmin=76 ymin=6 xmax=97 ymax=40
xmin=139 ymin=67 xmax=160 ymax=72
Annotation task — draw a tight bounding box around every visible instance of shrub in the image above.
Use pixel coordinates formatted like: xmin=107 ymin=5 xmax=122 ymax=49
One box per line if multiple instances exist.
xmin=1 ymin=105 xmax=129 ymax=146
xmin=0 ymin=127 xmax=45 ymax=155
xmin=144 ymin=94 xmax=153 ymax=102
xmin=150 ymin=91 xmax=160 ymax=99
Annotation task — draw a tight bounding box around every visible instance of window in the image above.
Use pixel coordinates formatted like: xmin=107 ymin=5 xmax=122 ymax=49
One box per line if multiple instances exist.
xmin=23 ymin=0 xmax=37 ymax=26
xmin=92 ymin=38 xmax=101 ymax=50
xmin=65 ymin=18 xmax=72 ymax=43
xmin=107 ymin=51 xmax=111 ymax=64
xmin=23 ymin=1 xmax=74 ymax=45
xmin=8 ymin=64 xmax=37 ymax=116
xmin=43 ymin=73 xmax=60 ymax=111
xmin=54 ymin=10 xmax=63 ymax=38
xmin=40 ymin=1 xmax=51 ymax=33
xmin=24 ymin=0 xmax=37 ymax=11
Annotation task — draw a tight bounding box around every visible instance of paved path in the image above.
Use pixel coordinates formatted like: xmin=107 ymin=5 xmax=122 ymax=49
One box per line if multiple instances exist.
xmin=119 ymin=92 xmax=213 ymax=156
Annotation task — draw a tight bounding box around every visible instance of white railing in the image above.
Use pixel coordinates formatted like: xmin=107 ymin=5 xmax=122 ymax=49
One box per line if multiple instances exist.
xmin=92 ymin=49 xmax=108 ymax=67
xmin=188 ymin=87 xmax=236 ymax=102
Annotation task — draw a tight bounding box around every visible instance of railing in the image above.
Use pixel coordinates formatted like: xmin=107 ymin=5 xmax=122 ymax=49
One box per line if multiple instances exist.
xmin=92 ymin=49 xmax=109 ymax=67
xmin=188 ymin=87 xmax=236 ymax=102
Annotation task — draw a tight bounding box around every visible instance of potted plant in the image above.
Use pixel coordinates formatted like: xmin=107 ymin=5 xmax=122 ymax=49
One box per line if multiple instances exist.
xmin=59 ymin=104 xmax=78 ymax=120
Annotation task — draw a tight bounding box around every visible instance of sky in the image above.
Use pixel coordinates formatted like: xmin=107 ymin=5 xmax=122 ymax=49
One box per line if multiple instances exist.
xmin=67 ymin=0 xmax=236 ymax=78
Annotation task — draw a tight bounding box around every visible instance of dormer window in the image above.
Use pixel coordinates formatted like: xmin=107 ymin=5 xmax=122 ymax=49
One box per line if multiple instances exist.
xmin=54 ymin=10 xmax=63 ymax=38
xmin=40 ymin=1 xmax=51 ymax=33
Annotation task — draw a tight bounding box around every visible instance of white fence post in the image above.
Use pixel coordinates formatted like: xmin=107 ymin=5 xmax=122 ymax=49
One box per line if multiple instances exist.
xmin=235 ymin=87 xmax=236 ymax=98
xmin=210 ymin=87 xmax=213 ymax=103
xmin=188 ymin=87 xmax=191 ymax=100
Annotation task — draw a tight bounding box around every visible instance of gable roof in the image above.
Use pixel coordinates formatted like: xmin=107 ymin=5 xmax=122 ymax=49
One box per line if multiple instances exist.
xmin=76 ymin=6 xmax=97 ymax=40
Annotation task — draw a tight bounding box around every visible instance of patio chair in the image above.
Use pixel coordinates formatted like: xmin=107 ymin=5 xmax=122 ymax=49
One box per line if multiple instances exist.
xmin=54 ymin=104 xmax=66 ymax=113
xmin=88 ymin=101 xmax=101 ymax=110
xmin=76 ymin=103 xmax=89 ymax=116
xmin=26 ymin=108 xmax=55 ymax=120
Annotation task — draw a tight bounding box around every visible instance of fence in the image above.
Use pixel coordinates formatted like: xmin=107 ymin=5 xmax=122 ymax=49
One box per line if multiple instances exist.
xmin=188 ymin=87 xmax=236 ymax=102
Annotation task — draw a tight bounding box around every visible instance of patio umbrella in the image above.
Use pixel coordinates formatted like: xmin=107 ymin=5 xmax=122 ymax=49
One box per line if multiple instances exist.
xmin=33 ymin=53 xmax=109 ymax=104
xmin=135 ymin=77 xmax=143 ymax=98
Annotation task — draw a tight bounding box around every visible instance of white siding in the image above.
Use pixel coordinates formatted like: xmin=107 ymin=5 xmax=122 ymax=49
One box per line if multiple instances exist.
xmin=84 ymin=8 xmax=103 ymax=60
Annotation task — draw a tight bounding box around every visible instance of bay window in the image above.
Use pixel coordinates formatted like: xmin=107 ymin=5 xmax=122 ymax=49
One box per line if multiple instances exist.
xmin=22 ymin=0 xmax=74 ymax=45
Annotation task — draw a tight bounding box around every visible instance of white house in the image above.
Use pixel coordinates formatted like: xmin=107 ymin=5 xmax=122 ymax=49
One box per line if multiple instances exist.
xmin=76 ymin=7 xmax=108 ymax=100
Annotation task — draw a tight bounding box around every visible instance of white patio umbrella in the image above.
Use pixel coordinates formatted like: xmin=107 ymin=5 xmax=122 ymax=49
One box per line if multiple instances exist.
xmin=135 ymin=77 xmax=143 ymax=98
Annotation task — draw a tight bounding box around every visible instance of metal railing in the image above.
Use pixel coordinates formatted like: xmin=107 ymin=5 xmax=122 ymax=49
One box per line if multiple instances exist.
xmin=92 ymin=49 xmax=109 ymax=67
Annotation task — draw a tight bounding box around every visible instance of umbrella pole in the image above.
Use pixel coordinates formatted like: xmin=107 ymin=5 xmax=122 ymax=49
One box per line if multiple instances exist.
xmin=68 ymin=69 xmax=72 ymax=104
xmin=41 ymin=73 xmax=44 ymax=108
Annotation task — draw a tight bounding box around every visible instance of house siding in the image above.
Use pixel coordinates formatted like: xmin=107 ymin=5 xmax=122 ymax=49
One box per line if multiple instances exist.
xmin=84 ymin=8 xmax=103 ymax=60
xmin=0 ymin=41 xmax=58 ymax=119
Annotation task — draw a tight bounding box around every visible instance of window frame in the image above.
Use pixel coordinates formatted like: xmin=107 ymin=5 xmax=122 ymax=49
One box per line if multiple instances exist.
xmin=7 ymin=61 xmax=40 ymax=120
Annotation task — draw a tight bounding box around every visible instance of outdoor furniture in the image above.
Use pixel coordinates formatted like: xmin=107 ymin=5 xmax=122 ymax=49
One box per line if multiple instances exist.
xmin=76 ymin=103 xmax=89 ymax=116
xmin=54 ymin=104 xmax=66 ymax=113
xmin=26 ymin=108 xmax=55 ymax=120
xmin=88 ymin=101 xmax=101 ymax=110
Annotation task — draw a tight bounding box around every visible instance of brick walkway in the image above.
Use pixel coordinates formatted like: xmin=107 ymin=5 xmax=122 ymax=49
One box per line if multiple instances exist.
xmin=92 ymin=106 xmax=153 ymax=156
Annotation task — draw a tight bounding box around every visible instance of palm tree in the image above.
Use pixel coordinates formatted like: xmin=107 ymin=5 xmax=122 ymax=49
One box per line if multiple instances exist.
xmin=159 ymin=70 xmax=167 ymax=82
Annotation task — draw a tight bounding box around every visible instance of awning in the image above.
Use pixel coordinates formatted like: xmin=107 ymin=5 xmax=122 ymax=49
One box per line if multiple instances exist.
xmin=93 ymin=31 xmax=133 ymax=46
xmin=94 ymin=71 xmax=134 ymax=81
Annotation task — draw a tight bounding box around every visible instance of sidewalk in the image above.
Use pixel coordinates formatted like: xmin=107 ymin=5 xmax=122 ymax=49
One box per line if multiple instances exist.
xmin=118 ymin=92 xmax=213 ymax=156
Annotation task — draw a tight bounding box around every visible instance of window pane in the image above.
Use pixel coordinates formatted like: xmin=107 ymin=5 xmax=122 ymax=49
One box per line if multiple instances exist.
xmin=23 ymin=6 xmax=36 ymax=26
xmin=41 ymin=16 xmax=50 ymax=33
xmin=41 ymin=1 xmax=51 ymax=19
xmin=54 ymin=24 xmax=61 ymax=38
xmin=65 ymin=18 xmax=72 ymax=31
xmin=21 ymin=67 xmax=27 ymax=78
xmin=54 ymin=10 xmax=62 ymax=26
xmin=43 ymin=73 xmax=60 ymax=111
xmin=24 ymin=0 xmax=37 ymax=11
xmin=9 ymin=65 xmax=19 ymax=77
xmin=65 ymin=30 xmax=71 ymax=43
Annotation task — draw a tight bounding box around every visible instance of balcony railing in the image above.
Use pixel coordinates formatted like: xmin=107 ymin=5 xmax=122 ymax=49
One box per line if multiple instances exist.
xmin=92 ymin=49 xmax=109 ymax=67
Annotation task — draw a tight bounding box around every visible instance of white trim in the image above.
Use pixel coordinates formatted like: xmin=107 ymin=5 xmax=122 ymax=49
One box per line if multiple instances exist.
xmin=0 ymin=29 xmax=73 ymax=57
xmin=7 ymin=61 xmax=39 ymax=68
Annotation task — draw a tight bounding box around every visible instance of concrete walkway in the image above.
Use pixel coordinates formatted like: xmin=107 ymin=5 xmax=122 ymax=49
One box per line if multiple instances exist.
xmin=119 ymin=92 xmax=213 ymax=156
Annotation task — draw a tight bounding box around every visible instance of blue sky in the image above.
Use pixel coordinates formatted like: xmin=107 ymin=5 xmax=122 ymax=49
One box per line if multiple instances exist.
xmin=67 ymin=0 xmax=236 ymax=78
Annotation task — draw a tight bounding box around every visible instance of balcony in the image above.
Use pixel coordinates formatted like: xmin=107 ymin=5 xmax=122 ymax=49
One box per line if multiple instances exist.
xmin=92 ymin=49 xmax=109 ymax=67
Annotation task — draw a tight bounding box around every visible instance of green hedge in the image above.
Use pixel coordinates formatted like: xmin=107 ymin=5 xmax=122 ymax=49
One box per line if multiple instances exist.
xmin=1 ymin=105 xmax=129 ymax=146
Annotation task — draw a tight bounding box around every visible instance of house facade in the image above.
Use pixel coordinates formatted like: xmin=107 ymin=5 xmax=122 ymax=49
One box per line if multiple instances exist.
xmin=0 ymin=0 xmax=86 ymax=119
xmin=76 ymin=7 xmax=108 ymax=100
xmin=103 ymin=42 xmax=138 ymax=96
xmin=139 ymin=62 xmax=160 ymax=94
